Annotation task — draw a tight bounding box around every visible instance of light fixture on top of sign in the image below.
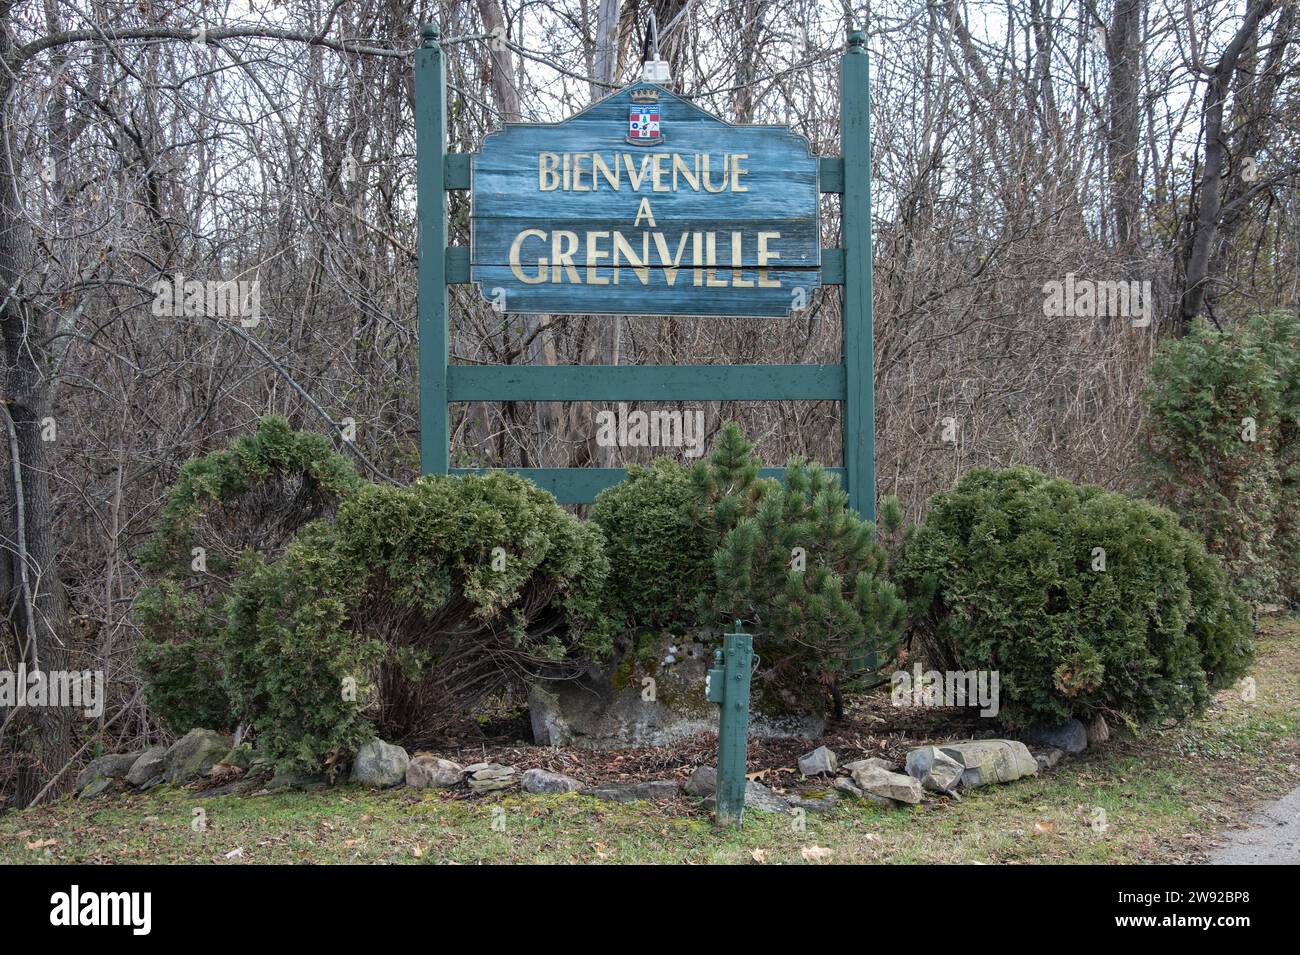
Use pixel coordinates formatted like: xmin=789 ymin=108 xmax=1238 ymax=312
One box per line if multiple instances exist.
xmin=640 ymin=11 xmax=671 ymax=84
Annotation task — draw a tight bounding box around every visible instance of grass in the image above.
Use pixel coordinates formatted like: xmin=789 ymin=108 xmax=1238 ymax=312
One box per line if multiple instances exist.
xmin=3 ymin=618 xmax=1297 ymax=865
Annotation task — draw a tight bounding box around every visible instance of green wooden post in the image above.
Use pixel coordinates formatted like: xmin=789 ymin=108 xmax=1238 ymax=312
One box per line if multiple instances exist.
xmin=415 ymin=23 xmax=449 ymax=475
xmin=706 ymin=621 xmax=753 ymax=828
xmin=841 ymin=30 xmax=875 ymax=523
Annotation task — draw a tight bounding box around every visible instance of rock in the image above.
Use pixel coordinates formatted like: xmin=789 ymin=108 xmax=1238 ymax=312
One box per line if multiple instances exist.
xmin=74 ymin=752 xmax=143 ymax=793
xmin=850 ymin=765 xmax=924 ymax=804
xmin=904 ymin=747 xmax=965 ymax=793
xmin=79 ymin=778 xmax=113 ymax=799
xmin=832 ymin=776 xmax=901 ymax=808
xmin=1086 ymin=715 xmax=1110 ymax=747
xmin=683 ymin=767 xmax=791 ymax=814
xmin=787 ymin=790 xmax=838 ymax=813
xmin=218 ymin=745 xmax=256 ymax=771
xmin=521 ymin=768 xmax=582 ymax=794
xmin=1034 ymin=748 xmax=1064 ymax=771
xmin=264 ymin=768 xmax=326 ymax=792
xmin=349 ymin=738 xmax=409 ymax=788
xmin=406 ymin=755 xmax=464 ymax=789
xmin=1023 ymin=718 xmax=1088 ymax=754
xmin=468 ymin=763 xmax=517 ymax=793
xmin=798 ymin=746 xmax=838 ymax=776
xmin=582 ymin=780 xmax=679 ymax=803
xmin=842 ymin=757 xmax=898 ymax=774
xmin=528 ymin=629 xmax=823 ymax=749
xmin=163 ymin=729 xmax=232 ymax=785
xmin=923 ymin=740 xmax=1039 ymax=788
xmin=703 ymin=781 xmax=792 ymax=815
xmin=125 ymin=745 xmax=168 ymax=788
xmin=684 ymin=765 xmax=717 ymax=797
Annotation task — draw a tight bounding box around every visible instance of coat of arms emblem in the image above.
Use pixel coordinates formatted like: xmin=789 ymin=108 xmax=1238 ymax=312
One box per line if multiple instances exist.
xmin=627 ymin=88 xmax=663 ymax=146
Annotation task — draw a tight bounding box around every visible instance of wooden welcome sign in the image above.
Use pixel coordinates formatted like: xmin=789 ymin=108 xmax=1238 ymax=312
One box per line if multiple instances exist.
xmin=469 ymin=85 xmax=820 ymax=316
xmin=415 ymin=24 xmax=876 ymax=519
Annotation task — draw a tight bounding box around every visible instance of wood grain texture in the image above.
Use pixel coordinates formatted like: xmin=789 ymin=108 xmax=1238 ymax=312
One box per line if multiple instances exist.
xmin=469 ymin=83 xmax=821 ymax=317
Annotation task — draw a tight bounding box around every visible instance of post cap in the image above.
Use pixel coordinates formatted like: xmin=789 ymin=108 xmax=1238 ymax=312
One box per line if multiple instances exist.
xmin=421 ymin=23 xmax=441 ymax=47
xmin=847 ymin=29 xmax=866 ymax=50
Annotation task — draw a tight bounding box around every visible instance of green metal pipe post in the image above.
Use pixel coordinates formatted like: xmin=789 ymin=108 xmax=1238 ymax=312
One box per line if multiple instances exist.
xmin=709 ymin=621 xmax=753 ymax=827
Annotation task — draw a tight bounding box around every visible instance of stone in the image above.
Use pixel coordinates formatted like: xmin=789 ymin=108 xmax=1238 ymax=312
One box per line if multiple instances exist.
xmin=1034 ymin=748 xmax=1064 ymax=771
xmin=468 ymin=764 xmax=517 ymax=793
xmin=528 ymin=629 xmax=823 ymax=749
xmin=79 ymin=778 xmax=113 ymax=799
xmin=582 ymin=780 xmax=679 ymax=803
xmin=925 ymin=740 xmax=1039 ymax=788
xmin=1024 ymin=718 xmax=1088 ymax=754
xmin=681 ymin=767 xmax=791 ymax=814
xmin=684 ymin=765 xmax=717 ymax=797
xmin=264 ymin=768 xmax=326 ymax=792
xmin=798 ymin=746 xmax=838 ymax=776
xmin=1086 ymin=715 xmax=1110 ymax=747
xmin=406 ymin=755 xmax=464 ymax=789
xmin=349 ymin=738 xmax=409 ymax=788
xmin=521 ymin=768 xmax=582 ymax=794
xmin=850 ymin=765 xmax=924 ymax=804
xmin=163 ymin=729 xmax=232 ymax=784
xmin=218 ymin=745 xmax=256 ymax=771
xmin=125 ymin=745 xmax=168 ymax=787
xmin=74 ymin=752 xmax=143 ymax=793
xmin=786 ymin=790 xmax=838 ymax=813
xmin=904 ymin=747 xmax=965 ymax=793
xmin=832 ymin=775 xmax=901 ymax=808
xmin=842 ymin=757 xmax=898 ymax=774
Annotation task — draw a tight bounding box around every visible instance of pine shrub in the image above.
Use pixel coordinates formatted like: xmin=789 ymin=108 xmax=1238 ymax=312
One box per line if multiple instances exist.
xmin=898 ymin=466 xmax=1253 ymax=729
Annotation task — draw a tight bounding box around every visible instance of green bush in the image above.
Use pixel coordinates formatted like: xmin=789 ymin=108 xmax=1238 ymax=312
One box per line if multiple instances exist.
xmin=1246 ymin=311 xmax=1300 ymax=605
xmin=590 ymin=459 xmax=714 ymax=630
xmin=694 ymin=424 xmax=907 ymax=717
xmin=1141 ymin=318 xmax=1283 ymax=607
xmin=137 ymin=417 xmax=361 ymax=733
xmin=223 ymin=473 xmax=614 ymax=771
xmin=898 ymin=466 xmax=1253 ymax=729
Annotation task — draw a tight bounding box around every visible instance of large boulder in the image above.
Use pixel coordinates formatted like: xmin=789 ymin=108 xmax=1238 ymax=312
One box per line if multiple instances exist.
xmin=125 ymin=745 xmax=168 ymax=787
xmin=350 ymin=739 xmax=409 ymax=788
xmin=528 ymin=629 xmax=822 ymax=749
xmin=163 ymin=730 xmax=231 ymax=784
xmin=74 ymin=752 xmax=142 ymax=795
xmin=908 ymin=740 xmax=1038 ymax=789
xmin=406 ymin=755 xmax=464 ymax=790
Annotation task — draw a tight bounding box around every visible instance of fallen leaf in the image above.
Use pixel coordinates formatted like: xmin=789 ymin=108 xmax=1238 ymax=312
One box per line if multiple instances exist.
xmin=412 ymin=846 xmax=423 ymax=858
xmin=800 ymin=845 xmax=834 ymax=863
xmin=750 ymin=848 xmax=767 ymax=864
xmin=223 ymin=847 xmax=244 ymax=859
xmin=1033 ymin=821 xmax=1057 ymax=836
xmin=25 ymin=838 xmax=57 ymax=850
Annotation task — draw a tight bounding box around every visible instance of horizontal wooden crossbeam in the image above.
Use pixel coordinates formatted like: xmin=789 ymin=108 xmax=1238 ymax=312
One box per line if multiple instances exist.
xmin=451 ymin=466 xmax=846 ymax=504
xmin=447 ymin=364 xmax=845 ymax=402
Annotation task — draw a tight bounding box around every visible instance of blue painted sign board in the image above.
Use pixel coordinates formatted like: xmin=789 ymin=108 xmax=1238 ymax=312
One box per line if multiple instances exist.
xmin=416 ymin=24 xmax=874 ymax=520
xmin=470 ymin=84 xmax=821 ymax=317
